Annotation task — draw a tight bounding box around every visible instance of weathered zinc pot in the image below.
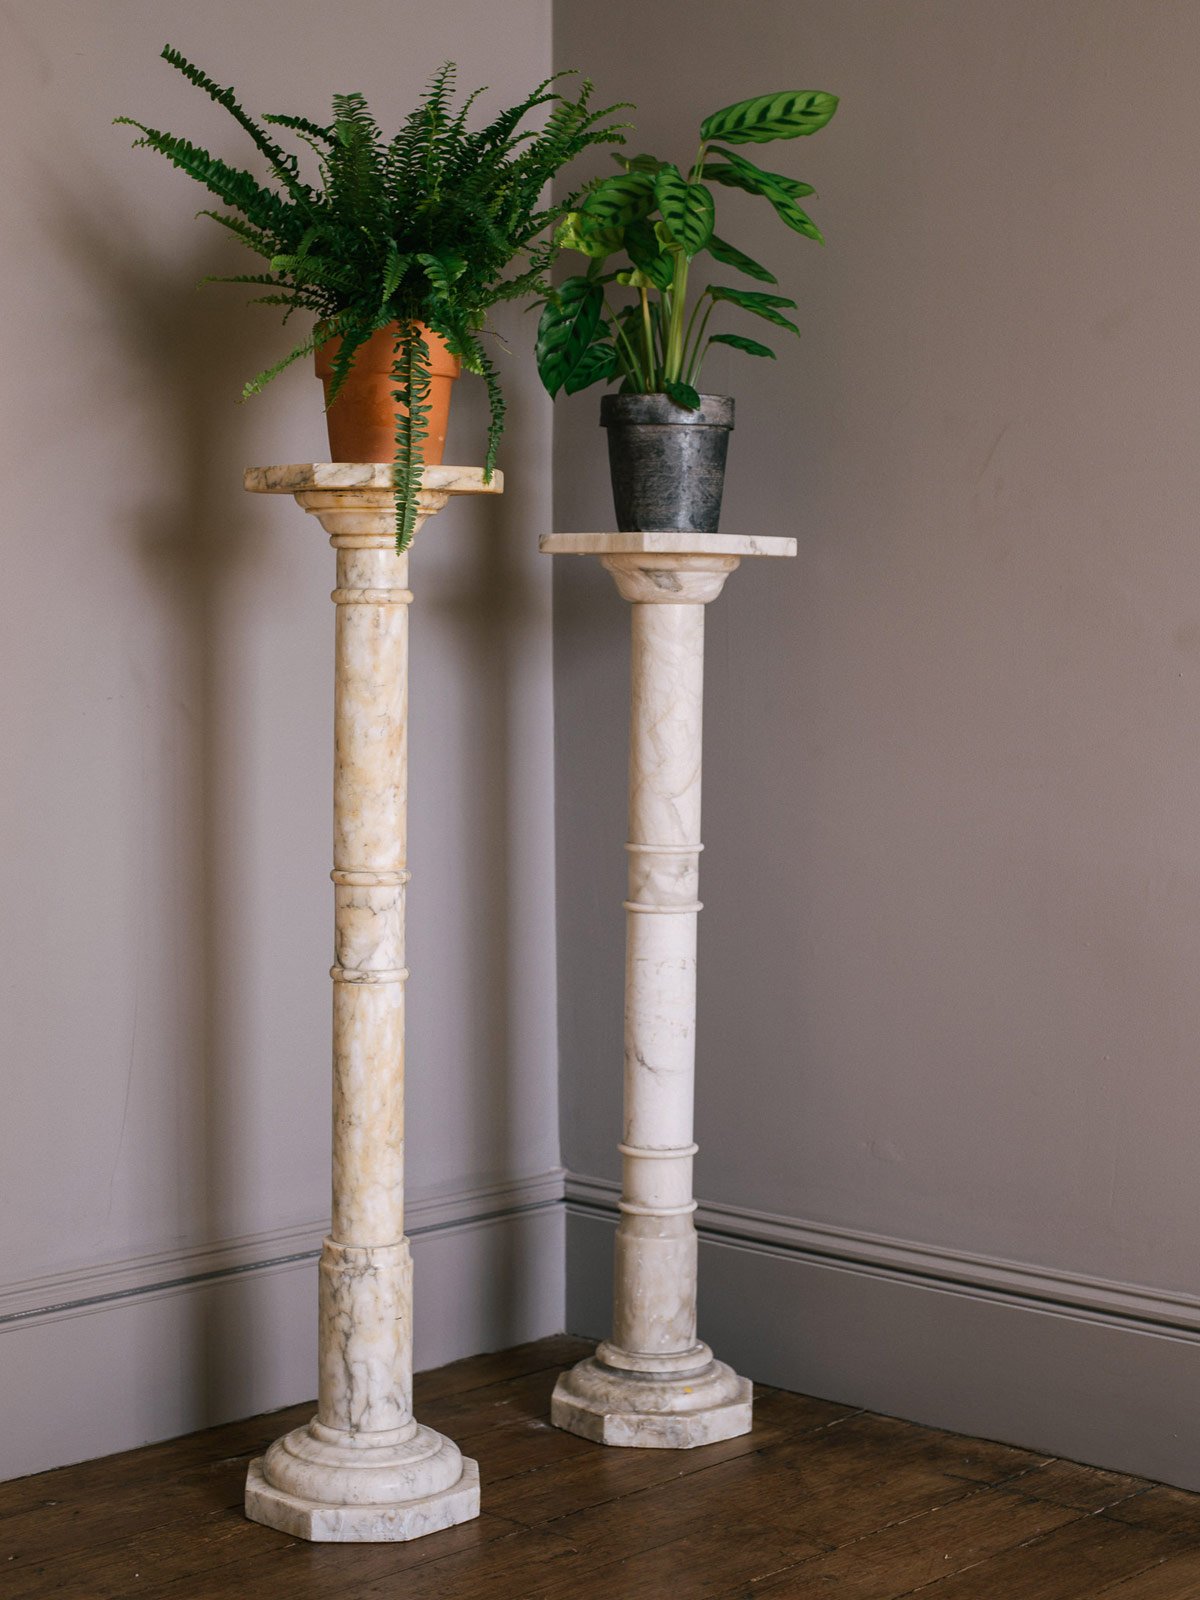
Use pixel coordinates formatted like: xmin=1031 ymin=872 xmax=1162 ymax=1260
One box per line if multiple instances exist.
xmin=601 ymin=393 xmax=735 ymax=533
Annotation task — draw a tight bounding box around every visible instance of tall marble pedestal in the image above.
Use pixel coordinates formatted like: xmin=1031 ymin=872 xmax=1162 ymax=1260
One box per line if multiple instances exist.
xmin=541 ymin=531 xmax=796 ymax=1448
xmin=242 ymin=464 xmax=502 ymax=1540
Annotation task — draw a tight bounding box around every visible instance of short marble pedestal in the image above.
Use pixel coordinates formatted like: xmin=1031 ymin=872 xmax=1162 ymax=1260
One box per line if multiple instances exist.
xmin=243 ymin=464 xmax=501 ymax=1540
xmin=541 ymin=531 xmax=796 ymax=1448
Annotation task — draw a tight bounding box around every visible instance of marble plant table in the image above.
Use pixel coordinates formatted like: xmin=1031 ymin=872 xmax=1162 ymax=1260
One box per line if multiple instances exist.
xmin=242 ymin=463 xmax=501 ymax=1540
xmin=541 ymin=531 xmax=796 ymax=1448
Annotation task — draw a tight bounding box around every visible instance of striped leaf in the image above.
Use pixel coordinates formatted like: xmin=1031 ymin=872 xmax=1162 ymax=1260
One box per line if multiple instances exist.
xmin=555 ymin=211 xmax=623 ymax=260
xmin=705 ymin=233 xmax=777 ymax=284
xmin=582 ymin=172 xmax=656 ymax=230
xmin=707 ymin=145 xmax=816 ymax=199
xmin=700 ymin=89 xmax=838 ymax=145
xmin=625 ymin=219 xmax=674 ymax=290
xmin=535 ymin=277 xmax=604 ymax=397
xmin=703 ymin=162 xmax=823 ymax=242
xmin=653 ymin=164 xmax=715 ymax=257
xmin=710 ymin=284 xmax=801 ymax=335
xmin=768 ymin=197 xmax=823 ymax=243
xmin=709 ymin=331 xmax=776 ymax=359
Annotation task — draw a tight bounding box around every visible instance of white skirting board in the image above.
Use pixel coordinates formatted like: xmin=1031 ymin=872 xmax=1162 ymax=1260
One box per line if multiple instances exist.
xmin=0 ymin=1172 xmax=564 ymax=1483
xmin=564 ymin=1175 xmax=1200 ymax=1493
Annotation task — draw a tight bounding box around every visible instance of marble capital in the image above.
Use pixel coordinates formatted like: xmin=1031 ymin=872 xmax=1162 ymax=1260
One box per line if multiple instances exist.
xmin=247 ymin=464 xmax=503 ymax=546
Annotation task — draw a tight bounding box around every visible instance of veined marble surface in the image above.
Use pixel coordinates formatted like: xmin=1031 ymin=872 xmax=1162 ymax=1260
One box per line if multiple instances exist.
xmin=544 ymin=545 xmax=784 ymax=1448
xmin=540 ymin=531 xmax=795 ymax=558
xmin=243 ymin=470 xmax=498 ymax=1540
xmin=246 ymin=1457 xmax=480 ymax=1543
xmin=245 ymin=463 xmax=503 ymax=495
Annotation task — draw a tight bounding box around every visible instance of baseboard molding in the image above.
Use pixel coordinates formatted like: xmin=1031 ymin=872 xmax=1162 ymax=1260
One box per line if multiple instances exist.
xmin=564 ymin=1173 xmax=1200 ymax=1491
xmin=12 ymin=1169 xmax=1199 ymax=1490
xmin=0 ymin=1169 xmax=565 ymax=1483
xmin=1 ymin=1169 xmax=566 ymax=1331
xmin=564 ymin=1172 xmax=1200 ymax=1340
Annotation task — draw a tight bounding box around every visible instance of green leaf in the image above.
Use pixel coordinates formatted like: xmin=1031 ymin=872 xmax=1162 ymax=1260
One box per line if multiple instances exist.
xmin=624 ymin=220 xmax=674 ymax=289
xmin=242 ymin=321 xmax=334 ymax=399
xmin=159 ymin=45 xmax=315 ymax=203
xmin=582 ymin=171 xmax=655 ymax=229
xmin=390 ymin=326 xmax=432 ymax=552
xmin=536 ymin=277 xmax=604 ymax=397
xmin=564 ymin=341 xmax=619 ymax=395
xmin=706 ymin=145 xmax=815 ymax=199
xmin=612 ymin=151 xmax=666 ymax=174
xmin=702 ymin=162 xmax=824 ymax=242
xmin=767 ymin=197 xmax=823 ymax=243
xmin=417 ymin=250 xmax=467 ymax=295
xmin=700 ymin=89 xmax=838 ymax=145
xmin=555 ymin=211 xmax=621 ymax=260
xmin=710 ymin=284 xmax=801 ymax=334
xmin=653 ymin=164 xmax=715 ymax=257
xmin=661 ymin=379 xmax=702 ymax=410
xmin=381 ymin=244 xmax=409 ymax=303
xmin=708 ymin=331 xmax=776 ymax=359
xmin=705 ymin=233 xmax=777 ymax=284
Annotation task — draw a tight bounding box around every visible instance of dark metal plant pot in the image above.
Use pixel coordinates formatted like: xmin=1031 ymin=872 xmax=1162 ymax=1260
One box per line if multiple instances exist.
xmin=600 ymin=393 xmax=735 ymax=533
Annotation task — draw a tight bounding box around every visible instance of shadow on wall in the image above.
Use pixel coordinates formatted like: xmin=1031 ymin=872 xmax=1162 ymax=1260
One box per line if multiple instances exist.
xmin=32 ymin=153 xmax=543 ymax=1408
xmin=414 ymin=353 xmax=548 ymax=1345
xmin=36 ymin=153 xmax=300 ymax=1420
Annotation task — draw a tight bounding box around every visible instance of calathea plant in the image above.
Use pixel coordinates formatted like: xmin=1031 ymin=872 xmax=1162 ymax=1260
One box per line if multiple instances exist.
xmin=536 ymin=89 xmax=838 ymax=407
xmin=118 ymin=48 xmax=627 ymax=547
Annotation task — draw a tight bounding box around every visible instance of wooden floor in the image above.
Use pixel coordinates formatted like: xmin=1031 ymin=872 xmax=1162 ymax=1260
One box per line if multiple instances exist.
xmin=4 ymin=1336 xmax=1200 ymax=1599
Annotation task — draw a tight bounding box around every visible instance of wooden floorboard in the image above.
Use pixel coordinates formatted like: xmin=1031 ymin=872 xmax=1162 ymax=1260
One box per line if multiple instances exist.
xmin=2 ymin=1335 xmax=1198 ymax=1599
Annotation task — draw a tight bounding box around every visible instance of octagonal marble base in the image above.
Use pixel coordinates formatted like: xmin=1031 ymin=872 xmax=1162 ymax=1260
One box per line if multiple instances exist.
xmin=551 ymin=1356 xmax=752 ymax=1449
xmin=244 ymin=1455 xmax=480 ymax=1543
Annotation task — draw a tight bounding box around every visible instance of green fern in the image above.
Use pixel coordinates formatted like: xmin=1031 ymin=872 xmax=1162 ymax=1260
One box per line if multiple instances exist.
xmin=391 ymin=328 xmax=432 ymax=551
xmin=119 ymin=46 xmax=630 ymax=547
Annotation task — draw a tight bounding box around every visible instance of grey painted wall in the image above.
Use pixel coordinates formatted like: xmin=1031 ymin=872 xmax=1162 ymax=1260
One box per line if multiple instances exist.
xmin=553 ymin=0 xmax=1200 ymax=1406
xmin=0 ymin=0 xmax=561 ymax=1476
xmin=6 ymin=0 xmax=1200 ymax=1489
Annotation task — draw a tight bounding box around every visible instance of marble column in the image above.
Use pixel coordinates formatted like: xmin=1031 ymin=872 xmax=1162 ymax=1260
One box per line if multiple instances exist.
xmin=541 ymin=531 xmax=796 ymax=1448
xmin=242 ymin=463 xmax=502 ymax=1540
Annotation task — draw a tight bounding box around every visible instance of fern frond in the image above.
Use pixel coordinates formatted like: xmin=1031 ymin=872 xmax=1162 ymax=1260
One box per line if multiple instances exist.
xmin=200 ymin=271 xmax=290 ymax=288
xmin=391 ymin=325 xmax=432 ymax=551
xmin=262 ymin=111 xmax=334 ymax=142
xmin=160 ymin=44 xmax=313 ymax=205
xmin=196 ymin=209 xmax=276 ymax=257
xmin=242 ymin=318 xmax=343 ymax=398
xmin=323 ymin=306 xmax=388 ymax=406
xmin=116 ymin=119 xmax=293 ymax=233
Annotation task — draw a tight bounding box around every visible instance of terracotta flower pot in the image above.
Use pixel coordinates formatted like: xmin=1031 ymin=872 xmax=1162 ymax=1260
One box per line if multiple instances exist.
xmin=315 ymin=322 xmax=461 ymax=465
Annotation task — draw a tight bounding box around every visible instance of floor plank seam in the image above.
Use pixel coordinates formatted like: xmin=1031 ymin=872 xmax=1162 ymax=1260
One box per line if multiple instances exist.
xmin=10 ymin=1342 xmax=1200 ymax=1598
xmin=1089 ymin=1552 xmax=1193 ymax=1598
xmin=1094 ymin=1487 xmax=1159 ymax=1521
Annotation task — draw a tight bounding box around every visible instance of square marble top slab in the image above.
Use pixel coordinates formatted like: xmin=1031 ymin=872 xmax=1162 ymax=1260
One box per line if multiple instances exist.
xmin=244 ymin=464 xmax=503 ymax=495
xmin=539 ymin=533 xmax=796 ymax=558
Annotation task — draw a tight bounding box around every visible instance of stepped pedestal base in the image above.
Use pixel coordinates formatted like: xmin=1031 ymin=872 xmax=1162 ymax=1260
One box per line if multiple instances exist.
xmin=551 ymin=1345 xmax=752 ymax=1449
xmin=245 ymin=1428 xmax=480 ymax=1542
